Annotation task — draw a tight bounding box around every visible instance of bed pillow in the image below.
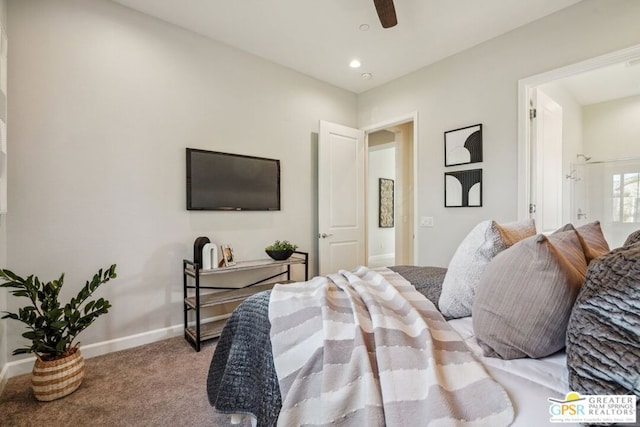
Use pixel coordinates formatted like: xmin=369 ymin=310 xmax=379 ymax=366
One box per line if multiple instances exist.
xmin=438 ymin=219 xmax=535 ymax=319
xmin=472 ymin=230 xmax=587 ymax=359
xmin=576 ymin=221 xmax=610 ymax=262
xmin=623 ymin=229 xmax=640 ymax=246
xmin=556 ymin=222 xmax=610 ymax=263
xmin=566 ymin=242 xmax=639 ymax=406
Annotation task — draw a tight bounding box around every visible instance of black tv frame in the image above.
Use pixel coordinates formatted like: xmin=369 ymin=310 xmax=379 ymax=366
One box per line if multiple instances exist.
xmin=186 ymin=148 xmax=281 ymax=211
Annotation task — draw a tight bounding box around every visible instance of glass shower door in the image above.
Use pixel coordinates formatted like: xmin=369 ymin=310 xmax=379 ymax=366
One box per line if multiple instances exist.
xmin=571 ymin=158 xmax=640 ymax=249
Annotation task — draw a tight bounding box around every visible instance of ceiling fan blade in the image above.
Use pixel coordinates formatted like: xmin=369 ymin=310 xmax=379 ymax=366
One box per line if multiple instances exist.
xmin=373 ymin=0 xmax=397 ymax=28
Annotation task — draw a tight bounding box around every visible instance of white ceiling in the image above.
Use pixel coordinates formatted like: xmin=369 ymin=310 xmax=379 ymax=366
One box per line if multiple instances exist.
xmin=552 ymin=61 xmax=640 ymax=106
xmin=110 ymin=0 xmax=584 ymax=94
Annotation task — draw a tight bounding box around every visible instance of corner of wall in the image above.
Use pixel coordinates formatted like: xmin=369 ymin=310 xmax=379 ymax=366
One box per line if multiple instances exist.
xmin=0 ymin=0 xmax=8 ymax=396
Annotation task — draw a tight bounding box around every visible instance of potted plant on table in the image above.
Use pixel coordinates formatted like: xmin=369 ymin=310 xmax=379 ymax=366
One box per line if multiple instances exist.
xmin=0 ymin=264 xmax=117 ymax=401
xmin=265 ymin=240 xmax=298 ymax=261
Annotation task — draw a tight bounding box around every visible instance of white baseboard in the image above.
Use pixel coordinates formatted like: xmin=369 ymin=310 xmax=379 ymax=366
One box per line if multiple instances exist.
xmin=0 ymin=362 xmax=9 ymax=396
xmin=0 ymin=322 xmax=188 ymax=389
xmin=368 ymin=253 xmax=395 ymax=268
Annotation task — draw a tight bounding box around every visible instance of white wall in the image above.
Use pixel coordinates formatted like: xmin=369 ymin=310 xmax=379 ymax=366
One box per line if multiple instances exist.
xmin=357 ymin=0 xmax=640 ymax=267
xmin=536 ymin=82 xmax=584 ymax=225
xmin=368 ymin=143 xmax=396 ymax=265
xmin=0 ymin=0 xmax=8 ymax=390
xmin=583 ymin=95 xmax=640 ymax=161
xmin=5 ymin=0 xmax=356 ymax=366
xmin=580 ymin=95 xmax=640 ymax=247
xmin=4 ymin=0 xmax=640 ymax=378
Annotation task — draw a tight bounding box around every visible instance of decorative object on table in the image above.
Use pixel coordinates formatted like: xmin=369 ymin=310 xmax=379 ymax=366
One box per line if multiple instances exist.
xmin=193 ymin=236 xmax=211 ymax=267
xmin=444 ymin=124 xmax=482 ymax=167
xmin=0 ymin=264 xmax=117 ymax=401
xmin=201 ymin=242 xmax=219 ymax=270
xmin=445 ymin=168 xmax=482 ymax=207
xmin=379 ymin=178 xmax=394 ymax=228
xmin=265 ymin=240 xmax=298 ymax=261
xmin=221 ymin=244 xmax=236 ymax=267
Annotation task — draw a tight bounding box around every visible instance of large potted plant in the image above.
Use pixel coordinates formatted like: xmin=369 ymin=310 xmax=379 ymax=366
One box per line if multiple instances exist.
xmin=0 ymin=264 xmax=117 ymax=401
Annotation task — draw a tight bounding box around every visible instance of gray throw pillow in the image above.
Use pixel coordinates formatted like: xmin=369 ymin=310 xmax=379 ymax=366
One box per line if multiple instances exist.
xmin=624 ymin=229 xmax=640 ymax=247
xmin=566 ymin=243 xmax=640 ymax=407
xmin=439 ymin=219 xmax=535 ymax=319
xmin=472 ymin=230 xmax=587 ymax=359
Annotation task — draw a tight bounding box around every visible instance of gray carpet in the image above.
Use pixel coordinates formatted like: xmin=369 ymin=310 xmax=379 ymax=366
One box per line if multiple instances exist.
xmin=0 ymin=336 xmax=240 ymax=426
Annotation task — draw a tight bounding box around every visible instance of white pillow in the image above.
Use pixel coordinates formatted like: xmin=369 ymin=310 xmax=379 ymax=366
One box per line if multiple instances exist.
xmin=438 ymin=219 xmax=536 ymax=319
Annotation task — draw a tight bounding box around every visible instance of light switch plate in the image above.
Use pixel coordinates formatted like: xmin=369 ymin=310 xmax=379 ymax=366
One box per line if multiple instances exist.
xmin=420 ymin=216 xmax=434 ymax=227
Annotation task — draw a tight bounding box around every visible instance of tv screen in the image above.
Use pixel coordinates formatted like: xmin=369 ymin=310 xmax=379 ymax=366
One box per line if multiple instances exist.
xmin=186 ymin=148 xmax=281 ymax=211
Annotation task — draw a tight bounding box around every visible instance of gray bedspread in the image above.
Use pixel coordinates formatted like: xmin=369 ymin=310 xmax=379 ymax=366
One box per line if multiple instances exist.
xmin=206 ymin=290 xmax=280 ymax=426
xmin=206 ymin=265 xmax=447 ymax=427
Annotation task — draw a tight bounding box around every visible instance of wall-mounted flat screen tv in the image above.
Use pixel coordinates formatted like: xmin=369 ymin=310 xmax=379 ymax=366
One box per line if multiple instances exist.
xmin=186 ymin=148 xmax=281 ymax=211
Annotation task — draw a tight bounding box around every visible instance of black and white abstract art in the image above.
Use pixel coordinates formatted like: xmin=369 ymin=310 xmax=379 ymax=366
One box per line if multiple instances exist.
xmin=445 ymin=169 xmax=482 ymax=207
xmin=444 ymin=124 xmax=483 ymax=167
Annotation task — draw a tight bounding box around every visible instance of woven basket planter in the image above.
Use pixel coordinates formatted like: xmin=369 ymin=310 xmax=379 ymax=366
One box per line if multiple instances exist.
xmin=32 ymin=348 xmax=85 ymax=402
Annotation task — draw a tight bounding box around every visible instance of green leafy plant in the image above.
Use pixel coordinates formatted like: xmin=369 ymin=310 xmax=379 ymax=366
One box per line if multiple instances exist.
xmin=265 ymin=240 xmax=298 ymax=251
xmin=0 ymin=264 xmax=117 ymax=360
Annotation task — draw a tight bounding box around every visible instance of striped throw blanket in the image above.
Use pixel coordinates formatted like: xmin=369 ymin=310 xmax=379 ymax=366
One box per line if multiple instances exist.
xmin=269 ymin=266 xmax=513 ymax=426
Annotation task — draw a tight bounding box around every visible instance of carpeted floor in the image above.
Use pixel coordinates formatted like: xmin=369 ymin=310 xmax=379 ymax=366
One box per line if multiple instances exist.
xmin=0 ymin=336 xmax=241 ymax=426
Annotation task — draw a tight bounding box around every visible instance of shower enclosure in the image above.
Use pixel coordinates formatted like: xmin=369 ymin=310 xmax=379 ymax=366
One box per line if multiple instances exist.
xmin=570 ymin=157 xmax=640 ymax=249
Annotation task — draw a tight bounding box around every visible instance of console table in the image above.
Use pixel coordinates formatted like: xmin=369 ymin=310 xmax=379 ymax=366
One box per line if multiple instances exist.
xmin=183 ymin=251 xmax=308 ymax=351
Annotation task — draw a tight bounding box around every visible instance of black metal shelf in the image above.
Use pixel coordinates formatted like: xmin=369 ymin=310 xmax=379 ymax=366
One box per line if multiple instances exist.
xmin=183 ymin=251 xmax=308 ymax=351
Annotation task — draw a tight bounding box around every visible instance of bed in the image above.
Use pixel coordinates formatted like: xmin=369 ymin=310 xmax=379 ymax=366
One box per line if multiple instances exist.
xmin=206 ymin=221 xmax=640 ymax=427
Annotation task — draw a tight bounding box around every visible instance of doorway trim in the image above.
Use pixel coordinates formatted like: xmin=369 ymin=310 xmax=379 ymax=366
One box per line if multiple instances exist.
xmin=362 ymin=111 xmax=419 ymax=265
xmin=517 ymin=44 xmax=640 ymax=221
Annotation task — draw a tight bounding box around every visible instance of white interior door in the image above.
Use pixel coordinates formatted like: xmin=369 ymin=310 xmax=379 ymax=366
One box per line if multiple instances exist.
xmin=318 ymin=120 xmax=365 ymax=275
xmin=531 ymin=89 xmax=563 ymax=233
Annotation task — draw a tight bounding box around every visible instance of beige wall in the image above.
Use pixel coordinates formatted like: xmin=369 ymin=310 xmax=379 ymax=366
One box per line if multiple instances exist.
xmin=391 ymin=122 xmax=414 ymax=265
xmin=357 ymin=0 xmax=640 ymax=266
xmin=5 ymin=0 xmax=356 ymax=366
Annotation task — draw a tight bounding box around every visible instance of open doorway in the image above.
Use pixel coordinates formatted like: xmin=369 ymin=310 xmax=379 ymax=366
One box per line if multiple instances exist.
xmin=518 ymin=44 xmax=640 ymax=247
xmin=316 ymin=114 xmax=417 ymax=274
xmin=365 ymin=118 xmax=416 ymax=267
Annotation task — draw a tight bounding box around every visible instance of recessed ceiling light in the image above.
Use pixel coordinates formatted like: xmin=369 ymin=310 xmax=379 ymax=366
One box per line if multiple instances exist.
xmin=349 ymin=59 xmax=361 ymax=68
xmin=359 ymin=24 xmax=370 ymax=31
xmin=361 ymin=72 xmax=372 ymax=80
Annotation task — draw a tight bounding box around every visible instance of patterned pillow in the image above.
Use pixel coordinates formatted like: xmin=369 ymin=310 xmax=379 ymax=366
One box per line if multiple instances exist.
xmin=566 ymin=243 xmax=639 ymax=406
xmin=472 ymin=230 xmax=587 ymax=359
xmin=438 ymin=219 xmax=536 ymax=319
xmin=624 ymin=229 xmax=640 ymax=247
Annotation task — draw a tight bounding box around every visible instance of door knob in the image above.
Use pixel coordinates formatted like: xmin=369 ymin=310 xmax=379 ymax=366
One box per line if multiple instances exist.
xmin=319 ymin=233 xmax=333 ymax=238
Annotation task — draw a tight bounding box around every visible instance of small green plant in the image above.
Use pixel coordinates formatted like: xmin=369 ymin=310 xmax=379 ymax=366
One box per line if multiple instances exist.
xmin=265 ymin=240 xmax=298 ymax=251
xmin=0 ymin=264 xmax=117 ymax=360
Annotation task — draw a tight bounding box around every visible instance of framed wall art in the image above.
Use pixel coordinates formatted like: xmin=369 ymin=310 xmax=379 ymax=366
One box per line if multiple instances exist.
xmin=379 ymin=178 xmax=394 ymax=228
xmin=445 ymin=169 xmax=482 ymax=207
xmin=444 ymin=124 xmax=483 ymax=167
